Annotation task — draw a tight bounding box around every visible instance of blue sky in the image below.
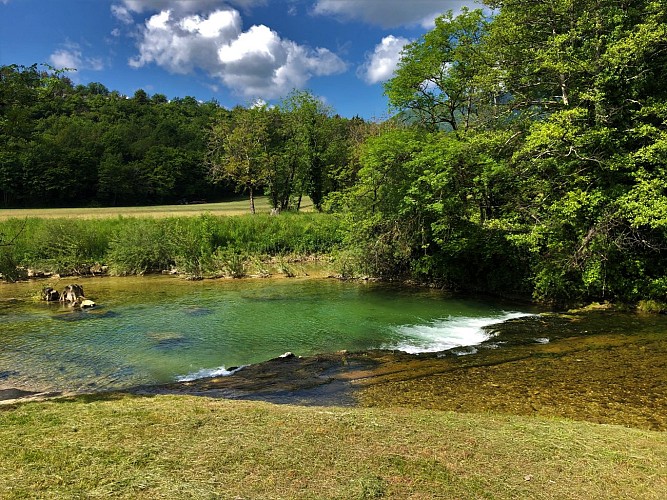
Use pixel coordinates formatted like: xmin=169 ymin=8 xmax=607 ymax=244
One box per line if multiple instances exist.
xmin=0 ymin=0 xmax=476 ymax=119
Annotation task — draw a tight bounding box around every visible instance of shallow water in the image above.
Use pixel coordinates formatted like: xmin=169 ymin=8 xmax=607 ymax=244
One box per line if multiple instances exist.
xmin=0 ymin=276 xmax=534 ymax=394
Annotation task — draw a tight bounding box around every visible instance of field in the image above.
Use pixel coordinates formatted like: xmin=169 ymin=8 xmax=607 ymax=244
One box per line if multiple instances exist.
xmin=1 ymin=395 xmax=665 ymax=499
xmin=0 ymin=197 xmax=313 ymax=220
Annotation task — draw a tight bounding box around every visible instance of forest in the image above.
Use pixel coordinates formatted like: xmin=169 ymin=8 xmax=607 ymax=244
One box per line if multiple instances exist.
xmin=1 ymin=0 xmax=666 ymax=306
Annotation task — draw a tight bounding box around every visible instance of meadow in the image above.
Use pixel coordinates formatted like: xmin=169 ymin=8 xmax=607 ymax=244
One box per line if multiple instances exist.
xmin=0 ymin=395 xmax=665 ymax=499
xmin=0 ymin=197 xmax=313 ymax=221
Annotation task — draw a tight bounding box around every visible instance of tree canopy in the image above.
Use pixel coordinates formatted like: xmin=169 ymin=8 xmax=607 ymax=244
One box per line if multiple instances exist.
xmin=338 ymin=0 xmax=667 ymax=305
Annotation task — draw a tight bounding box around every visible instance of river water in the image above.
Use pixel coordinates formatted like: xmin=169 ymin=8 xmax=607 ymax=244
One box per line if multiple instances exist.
xmin=0 ymin=275 xmax=534 ymax=394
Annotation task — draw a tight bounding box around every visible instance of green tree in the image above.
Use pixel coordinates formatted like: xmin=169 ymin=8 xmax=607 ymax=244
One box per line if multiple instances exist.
xmin=384 ymin=9 xmax=490 ymax=133
xmin=208 ymin=105 xmax=271 ymax=214
xmin=278 ymin=90 xmax=334 ymax=210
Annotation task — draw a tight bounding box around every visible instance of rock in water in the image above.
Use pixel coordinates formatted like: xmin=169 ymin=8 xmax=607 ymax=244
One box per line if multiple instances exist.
xmin=41 ymin=287 xmax=60 ymax=302
xmin=60 ymin=284 xmax=85 ymax=304
xmin=80 ymin=299 xmax=96 ymax=308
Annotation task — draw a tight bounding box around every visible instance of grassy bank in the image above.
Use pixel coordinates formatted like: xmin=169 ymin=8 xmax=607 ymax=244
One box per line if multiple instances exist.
xmin=0 ymin=211 xmax=342 ymax=280
xmin=1 ymin=395 xmax=665 ymax=499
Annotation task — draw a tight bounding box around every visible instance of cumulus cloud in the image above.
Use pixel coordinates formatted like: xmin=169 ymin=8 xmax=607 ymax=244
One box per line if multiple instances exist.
xmin=49 ymin=45 xmax=105 ymax=72
xmin=313 ymin=0 xmax=471 ymax=28
xmin=129 ymin=7 xmax=347 ymax=98
xmin=358 ymin=35 xmax=409 ymax=84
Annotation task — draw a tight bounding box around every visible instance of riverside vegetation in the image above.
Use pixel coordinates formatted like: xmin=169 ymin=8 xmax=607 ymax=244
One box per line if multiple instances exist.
xmin=0 ymin=210 xmax=343 ymax=281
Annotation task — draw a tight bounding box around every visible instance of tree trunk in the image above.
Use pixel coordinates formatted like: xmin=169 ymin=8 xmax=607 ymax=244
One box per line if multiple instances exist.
xmin=249 ymin=186 xmax=256 ymax=214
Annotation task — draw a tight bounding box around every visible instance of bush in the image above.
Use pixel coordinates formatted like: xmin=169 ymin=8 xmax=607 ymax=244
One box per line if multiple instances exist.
xmin=0 ymin=212 xmax=343 ymax=280
xmin=23 ymin=219 xmax=113 ymax=275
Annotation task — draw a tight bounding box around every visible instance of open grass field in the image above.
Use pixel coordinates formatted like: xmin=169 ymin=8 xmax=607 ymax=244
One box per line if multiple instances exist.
xmin=0 ymin=197 xmax=313 ymax=220
xmin=1 ymin=394 xmax=665 ymax=499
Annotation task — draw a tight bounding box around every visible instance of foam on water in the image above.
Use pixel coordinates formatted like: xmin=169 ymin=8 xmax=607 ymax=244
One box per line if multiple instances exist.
xmin=176 ymin=365 xmax=245 ymax=382
xmin=385 ymin=311 xmax=532 ymax=354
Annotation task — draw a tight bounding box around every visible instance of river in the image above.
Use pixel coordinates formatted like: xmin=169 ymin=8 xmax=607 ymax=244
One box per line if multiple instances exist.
xmin=0 ymin=275 xmax=535 ymax=395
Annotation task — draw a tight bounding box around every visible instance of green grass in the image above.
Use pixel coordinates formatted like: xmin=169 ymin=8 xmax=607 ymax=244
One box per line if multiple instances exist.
xmin=0 ymin=395 xmax=665 ymax=499
xmin=0 ymin=196 xmax=310 ymax=220
xmin=0 ymin=209 xmax=343 ymax=279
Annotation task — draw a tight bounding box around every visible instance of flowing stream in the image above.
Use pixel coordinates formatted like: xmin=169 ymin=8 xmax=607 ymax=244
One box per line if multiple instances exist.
xmin=0 ymin=275 xmax=534 ymax=394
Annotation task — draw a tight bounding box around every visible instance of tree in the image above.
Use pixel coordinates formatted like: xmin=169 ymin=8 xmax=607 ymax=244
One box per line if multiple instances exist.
xmin=337 ymin=0 xmax=667 ymax=304
xmin=208 ymin=106 xmax=271 ymax=214
xmin=277 ymin=90 xmax=334 ymax=210
xmin=384 ymin=8 xmax=490 ymax=133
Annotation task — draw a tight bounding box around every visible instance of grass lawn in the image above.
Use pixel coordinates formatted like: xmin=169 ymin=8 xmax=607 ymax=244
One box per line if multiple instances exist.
xmin=1 ymin=394 xmax=665 ymax=499
xmin=0 ymin=196 xmax=313 ymax=220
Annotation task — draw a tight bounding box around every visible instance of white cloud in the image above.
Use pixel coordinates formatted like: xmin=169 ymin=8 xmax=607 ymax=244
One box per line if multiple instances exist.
xmin=129 ymin=9 xmax=242 ymax=73
xmin=313 ymin=0 xmax=471 ymax=28
xmin=49 ymin=45 xmax=105 ymax=72
xmin=129 ymin=7 xmax=347 ymax=99
xmin=217 ymin=24 xmax=347 ymax=97
xmin=358 ymin=35 xmax=410 ymax=84
xmin=111 ymin=4 xmax=134 ymax=23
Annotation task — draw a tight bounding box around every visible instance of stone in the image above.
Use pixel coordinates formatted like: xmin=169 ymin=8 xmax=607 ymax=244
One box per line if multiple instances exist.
xmin=79 ymin=299 xmax=96 ymax=308
xmin=60 ymin=284 xmax=85 ymax=304
xmin=41 ymin=287 xmax=60 ymax=302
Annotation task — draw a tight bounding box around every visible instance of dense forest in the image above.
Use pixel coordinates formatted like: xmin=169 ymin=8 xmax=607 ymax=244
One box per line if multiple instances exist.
xmin=0 ymin=66 xmax=371 ymax=208
xmin=1 ymin=0 xmax=667 ymax=306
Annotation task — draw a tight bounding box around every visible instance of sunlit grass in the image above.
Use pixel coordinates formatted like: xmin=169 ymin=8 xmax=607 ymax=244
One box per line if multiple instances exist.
xmin=0 ymin=196 xmax=313 ymax=220
xmin=0 ymin=395 xmax=665 ymax=499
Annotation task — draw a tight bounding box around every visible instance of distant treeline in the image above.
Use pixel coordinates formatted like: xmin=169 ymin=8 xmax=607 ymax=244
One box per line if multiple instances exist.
xmin=0 ymin=65 xmax=372 ymax=208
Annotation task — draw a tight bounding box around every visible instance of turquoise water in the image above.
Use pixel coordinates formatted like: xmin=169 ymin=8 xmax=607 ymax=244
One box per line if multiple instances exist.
xmin=0 ymin=276 xmax=532 ymax=393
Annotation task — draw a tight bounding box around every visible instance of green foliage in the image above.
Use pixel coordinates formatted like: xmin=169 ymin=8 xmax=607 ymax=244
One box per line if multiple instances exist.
xmin=26 ymin=219 xmax=113 ymax=275
xmin=0 ymin=64 xmax=225 ymax=208
xmin=107 ymin=219 xmax=175 ymax=276
xmin=636 ymin=300 xmax=667 ymax=314
xmin=207 ymin=91 xmax=365 ymax=214
xmin=0 ymin=212 xmax=342 ymax=281
xmin=332 ymin=0 xmax=667 ymax=305
xmin=211 ymin=248 xmax=246 ymax=278
xmin=385 ymin=8 xmax=490 ymax=133
xmin=0 ymin=247 xmax=23 ymax=282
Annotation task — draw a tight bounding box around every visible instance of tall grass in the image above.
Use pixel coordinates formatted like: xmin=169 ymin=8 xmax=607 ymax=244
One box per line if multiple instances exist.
xmin=0 ymin=213 xmax=343 ymax=280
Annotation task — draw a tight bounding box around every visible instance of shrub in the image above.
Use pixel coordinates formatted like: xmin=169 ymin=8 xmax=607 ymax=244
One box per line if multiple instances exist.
xmin=25 ymin=219 xmax=112 ymax=275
